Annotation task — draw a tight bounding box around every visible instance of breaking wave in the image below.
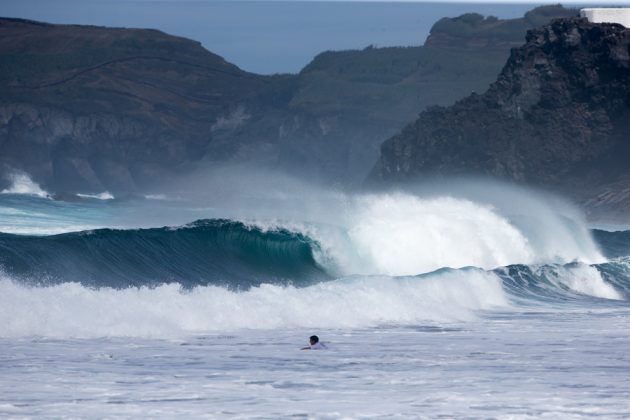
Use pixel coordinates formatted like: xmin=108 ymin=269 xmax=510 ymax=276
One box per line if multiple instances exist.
xmin=0 ymin=259 xmax=627 ymax=338
xmin=0 ymin=189 xmax=628 ymax=338
xmin=0 ymin=191 xmax=610 ymax=289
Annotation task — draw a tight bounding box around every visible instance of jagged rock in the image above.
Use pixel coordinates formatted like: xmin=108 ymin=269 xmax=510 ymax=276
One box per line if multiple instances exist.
xmin=372 ymin=17 xmax=630 ymax=218
xmin=0 ymin=8 xmax=577 ymax=193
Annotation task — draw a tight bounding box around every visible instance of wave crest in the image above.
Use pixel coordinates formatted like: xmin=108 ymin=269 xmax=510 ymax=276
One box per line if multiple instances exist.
xmin=0 ymin=220 xmax=328 ymax=288
xmin=0 ymin=269 xmax=508 ymax=338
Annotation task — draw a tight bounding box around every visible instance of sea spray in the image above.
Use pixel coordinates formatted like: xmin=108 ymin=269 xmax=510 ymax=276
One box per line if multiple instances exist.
xmin=543 ymin=263 xmax=622 ymax=300
xmin=1 ymin=172 xmax=50 ymax=198
xmin=252 ymin=191 xmax=605 ymax=277
xmin=346 ymin=194 xmax=533 ymax=275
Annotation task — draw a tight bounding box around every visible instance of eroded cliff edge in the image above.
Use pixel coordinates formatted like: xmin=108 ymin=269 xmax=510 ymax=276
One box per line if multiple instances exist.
xmin=0 ymin=7 xmax=575 ymax=194
xmin=372 ymin=18 xmax=630 ymax=220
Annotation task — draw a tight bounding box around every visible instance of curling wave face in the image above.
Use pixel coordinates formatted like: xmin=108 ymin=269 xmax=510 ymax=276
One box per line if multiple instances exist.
xmin=0 ymin=219 xmax=329 ymax=289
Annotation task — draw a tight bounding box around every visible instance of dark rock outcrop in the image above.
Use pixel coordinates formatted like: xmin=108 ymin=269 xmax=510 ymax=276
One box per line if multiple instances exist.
xmin=0 ymin=7 xmax=577 ymax=193
xmin=373 ymin=18 xmax=630 ymax=218
xmin=0 ymin=17 xmax=267 ymax=192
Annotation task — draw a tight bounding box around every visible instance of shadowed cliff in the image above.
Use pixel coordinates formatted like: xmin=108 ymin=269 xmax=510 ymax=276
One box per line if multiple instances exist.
xmin=0 ymin=6 xmax=576 ymax=193
xmin=372 ymin=18 xmax=630 ymax=220
xmin=0 ymin=17 xmax=271 ymax=192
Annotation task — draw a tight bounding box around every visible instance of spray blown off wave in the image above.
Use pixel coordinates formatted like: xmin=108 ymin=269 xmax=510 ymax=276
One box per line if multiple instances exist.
xmin=1 ymin=172 xmax=50 ymax=198
xmin=346 ymin=195 xmax=532 ymax=275
xmin=270 ymin=192 xmax=604 ymax=278
xmin=339 ymin=193 xmax=604 ymax=275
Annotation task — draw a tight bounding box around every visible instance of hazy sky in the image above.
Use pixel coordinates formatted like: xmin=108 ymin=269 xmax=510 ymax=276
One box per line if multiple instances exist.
xmin=1 ymin=1 xmax=621 ymax=74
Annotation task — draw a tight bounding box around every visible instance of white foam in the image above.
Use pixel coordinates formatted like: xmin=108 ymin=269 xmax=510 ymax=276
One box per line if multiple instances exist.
xmin=1 ymin=173 xmax=50 ymax=198
xmin=547 ymin=264 xmax=622 ymax=300
xmin=77 ymin=191 xmax=114 ymax=200
xmin=250 ymin=190 xmax=604 ymax=277
xmin=0 ymin=225 xmax=104 ymax=236
xmin=346 ymin=194 xmax=534 ymax=276
xmin=0 ymin=269 xmax=509 ymax=338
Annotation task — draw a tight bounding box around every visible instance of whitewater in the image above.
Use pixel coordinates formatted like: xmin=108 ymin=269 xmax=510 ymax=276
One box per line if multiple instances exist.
xmin=1 ymin=174 xmax=630 ymax=418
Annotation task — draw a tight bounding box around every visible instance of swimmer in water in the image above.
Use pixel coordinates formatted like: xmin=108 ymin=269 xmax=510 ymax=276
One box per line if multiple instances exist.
xmin=301 ymin=335 xmax=326 ymax=350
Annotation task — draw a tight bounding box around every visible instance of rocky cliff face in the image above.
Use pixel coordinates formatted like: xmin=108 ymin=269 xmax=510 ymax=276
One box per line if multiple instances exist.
xmin=0 ymin=7 xmax=576 ymax=194
xmin=0 ymin=18 xmax=268 ymax=192
xmin=373 ymin=18 xmax=630 ymax=219
xmin=0 ymin=16 xmax=515 ymax=193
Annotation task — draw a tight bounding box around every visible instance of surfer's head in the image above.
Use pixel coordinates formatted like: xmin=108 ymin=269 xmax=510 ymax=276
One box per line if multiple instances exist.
xmin=309 ymin=335 xmax=319 ymax=345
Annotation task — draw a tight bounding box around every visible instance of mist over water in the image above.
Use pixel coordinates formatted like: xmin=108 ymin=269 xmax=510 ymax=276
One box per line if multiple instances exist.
xmin=1 ymin=172 xmax=50 ymax=199
xmin=141 ymin=168 xmax=606 ymax=272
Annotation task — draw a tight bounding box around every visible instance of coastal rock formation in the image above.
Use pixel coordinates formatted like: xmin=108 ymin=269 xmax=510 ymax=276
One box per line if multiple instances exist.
xmin=0 ymin=7 xmax=577 ymax=193
xmin=425 ymin=5 xmax=576 ymax=50
xmin=0 ymin=18 xmax=270 ymax=192
xmin=373 ymin=18 xmax=630 ymax=218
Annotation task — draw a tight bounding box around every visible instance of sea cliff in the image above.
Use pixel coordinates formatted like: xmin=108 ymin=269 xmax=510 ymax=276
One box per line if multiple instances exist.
xmin=0 ymin=7 xmax=574 ymax=193
xmin=373 ymin=18 xmax=630 ymax=219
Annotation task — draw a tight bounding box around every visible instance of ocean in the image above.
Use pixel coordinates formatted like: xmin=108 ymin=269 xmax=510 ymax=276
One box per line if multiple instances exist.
xmin=1 ymin=174 xmax=630 ymax=418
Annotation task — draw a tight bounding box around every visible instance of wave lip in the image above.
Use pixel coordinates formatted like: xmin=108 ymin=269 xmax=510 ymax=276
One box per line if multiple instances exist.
xmin=0 ymin=219 xmax=330 ymax=289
